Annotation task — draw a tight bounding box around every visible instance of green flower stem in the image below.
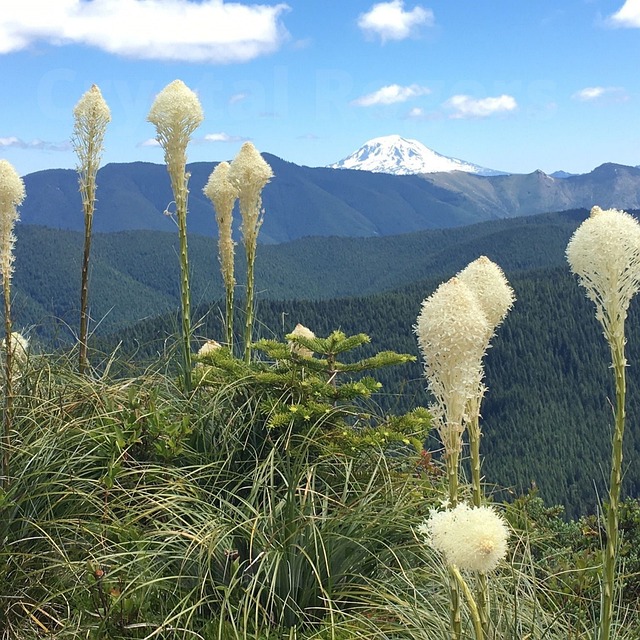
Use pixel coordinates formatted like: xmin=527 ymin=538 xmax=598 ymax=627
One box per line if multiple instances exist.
xmin=451 ymin=565 xmax=484 ymax=640
xmin=447 ymin=567 xmax=463 ymax=640
xmin=244 ymin=241 xmax=256 ymax=364
xmin=174 ymin=175 xmax=193 ymax=393
xmin=467 ymin=400 xmax=489 ymax=634
xmin=445 ymin=444 xmax=462 ymax=640
xmin=225 ymin=282 xmax=234 ymax=354
xmin=2 ymin=279 xmax=12 ymax=489
xmin=600 ymin=332 xmax=626 ymax=640
xmin=467 ymin=398 xmax=483 ymax=508
xmin=79 ymin=183 xmax=95 ymax=375
xmin=446 ymin=447 xmax=460 ymax=508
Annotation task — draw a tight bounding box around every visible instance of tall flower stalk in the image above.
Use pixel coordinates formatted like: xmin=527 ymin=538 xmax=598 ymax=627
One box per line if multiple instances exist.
xmin=456 ymin=256 xmax=515 ymax=507
xmin=148 ymin=80 xmax=203 ymax=392
xmin=72 ymin=84 xmax=110 ymax=375
xmin=0 ymin=160 xmax=25 ymax=489
xmin=456 ymin=256 xmax=514 ymax=634
xmin=566 ymin=206 xmax=640 ymax=640
xmin=416 ymin=277 xmax=491 ymax=640
xmin=229 ymin=143 xmax=273 ymax=363
xmin=203 ymin=161 xmax=238 ymax=353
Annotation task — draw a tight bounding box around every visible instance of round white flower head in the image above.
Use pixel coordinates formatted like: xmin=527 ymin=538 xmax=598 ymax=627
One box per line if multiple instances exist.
xmin=9 ymin=331 xmax=29 ymax=366
xmin=288 ymin=323 xmax=315 ymax=358
xmin=0 ymin=160 xmax=25 ymax=282
xmin=415 ymin=277 xmax=491 ymax=434
xmin=457 ymin=256 xmax=515 ymax=333
xmin=419 ymin=503 xmax=509 ymax=573
xmin=197 ymin=339 xmax=222 ymax=357
xmin=229 ymin=142 xmax=273 ymax=247
xmin=147 ymin=80 xmax=203 ymax=171
xmin=204 ymin=162 xmax=238 ymax=287
xmin=566 ymin=206 xmax=640 ymax=343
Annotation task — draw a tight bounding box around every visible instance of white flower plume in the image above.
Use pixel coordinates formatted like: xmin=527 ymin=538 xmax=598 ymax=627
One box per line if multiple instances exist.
xmin=566 ymin=206 xmax=640 ymax=343
xmin=0 ymin=159 xmax=25 ymax=282
xmin=0 ymin=0 xmax=290 ymax=64
xmin=457 ymin=256 xmax=515 ymax=333
xmin=419 ymin=503 xmax=510 ymax=573
xmin=204 ymin=161 xmax=238 ymax=288
xmin=415 ymin=277 xmax=491 ymax=432
xmin=148 ymin=80 xmax=204 ymax=171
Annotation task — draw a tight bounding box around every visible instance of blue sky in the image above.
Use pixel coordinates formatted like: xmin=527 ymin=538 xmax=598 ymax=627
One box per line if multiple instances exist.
xmin=1 ymin=0 xmax=640 ymax=176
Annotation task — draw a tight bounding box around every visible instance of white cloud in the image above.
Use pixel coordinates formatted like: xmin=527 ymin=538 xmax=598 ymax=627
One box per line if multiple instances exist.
xmin=444 ymin=94 xmax=517 ymax=119
xmin=204 ymin=132 xmax=248 ymax=143
xmin=352 ymin=83 xmax=430 ymax=107
xmin=139 ymin=138 xmax=161 ymax=147
xmin=229 ymin=93 xmax=249 ymax=105
xmin=0 ymin=136 xmax=70 ymax=151
xmin=407 ymin=106 xmax=425 ymax=118
xmin=607 ymin=0 xmax=640 ymax=27
xmin=0 ymin=0 xmax=290 ymax=63
xmin=358 ymin=1 xmax=434 ymax=42
xmin=572 ymin=86 xmax=627 ymax=101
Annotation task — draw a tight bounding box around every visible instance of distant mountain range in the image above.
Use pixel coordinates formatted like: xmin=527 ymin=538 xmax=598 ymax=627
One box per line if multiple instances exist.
xmin=19 ymin=154 xmax=640 ymax=243
xmin=329 ymin=135 xmax=505 ymax=176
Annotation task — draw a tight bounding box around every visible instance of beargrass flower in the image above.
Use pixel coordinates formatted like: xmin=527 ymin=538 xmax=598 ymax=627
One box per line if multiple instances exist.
xmin=73 ymin=84 xmax=110 ymax=374
xmin=566 ymin=205 xmax=640 ymax=640
xmin=204 ymin=162 xmax=238 ymax=350
xmin=148 ymin=80 xmax=203 ymax=391
xmin=457 ymin=256 xmax=515 ymax=334
xmin=198 ymin=339 xmax=222 ymax=357
xmin=229 ymin=142 xmax=273 ymax=363
xmin=0 ymin=160 xmax=25 ymax=283
xmin=72 ymin=84 xmax=111 ymax=212
xmin=566 ymin=206 xmax=640 ymax=343
xmin=8 ymin=331 xmax=28 ymax=364
xmin=288 ymin=323 xmax=315 ymax=358
xmin=415 ymin=277 xmax=491 ymax=453
xmin=419 ymin=503 xmax=509 ymax=573
xmin=148 ymin=80 xmax=204 ymax=172
xmin=204 ymin=162 xmax=238 ymax=289
xmin=229 ymin=142 xmax=273 ymax=249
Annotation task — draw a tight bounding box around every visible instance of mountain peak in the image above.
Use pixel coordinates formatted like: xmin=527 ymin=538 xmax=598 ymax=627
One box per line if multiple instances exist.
xmin=328 ymin=135 xmax=504 ymax=176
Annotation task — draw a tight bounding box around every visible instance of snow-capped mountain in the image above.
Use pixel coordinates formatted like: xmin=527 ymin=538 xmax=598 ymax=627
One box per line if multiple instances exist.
xmin=329 ymin=134 xmax=504 ymax=176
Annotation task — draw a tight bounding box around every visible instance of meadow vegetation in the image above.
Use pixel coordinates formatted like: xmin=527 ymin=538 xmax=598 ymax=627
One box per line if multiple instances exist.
xmin=1 ymin=81 xmax=640 ymax=639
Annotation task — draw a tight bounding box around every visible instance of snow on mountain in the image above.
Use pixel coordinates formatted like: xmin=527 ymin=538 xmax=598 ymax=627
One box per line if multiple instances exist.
xmin=329 ymin=134 xmax=504 ymax=176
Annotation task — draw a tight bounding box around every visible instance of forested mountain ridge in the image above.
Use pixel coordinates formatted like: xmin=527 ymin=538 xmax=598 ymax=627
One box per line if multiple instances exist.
xmin=12 ymin=209 xmax=590 ymax=340
xmin=20 ymin=155 xmax=640 ymax=243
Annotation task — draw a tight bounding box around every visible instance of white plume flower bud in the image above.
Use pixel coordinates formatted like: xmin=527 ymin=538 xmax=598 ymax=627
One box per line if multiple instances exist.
xmin=197 ymin=339 xmax=222 ymax=357
xmin=73 ymin=84 xmax=110 ymax=229
xmin=0 ymin=160 xmax=25 ymax=282
xmin=3 ymin=331 xmax=29 ymax=368
xmin=288 ymin=323 xmax=315 ymax=358
xmin=457 ymin=256 xmax=515 ymax=333
xmin=148 ymin=80 xmax=203 ymax=173
xmin=415 ymin=277 xmax=491 ymax=451
xmin=566 ymin=206 xmax=640 ymax=343
xmin=204 ymin=161 xmax=238 ymax=288
xmin=418 ymin=503 xmax=509 ymax=573
xmin=229 ymin=142 xmax=273 ymax=248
